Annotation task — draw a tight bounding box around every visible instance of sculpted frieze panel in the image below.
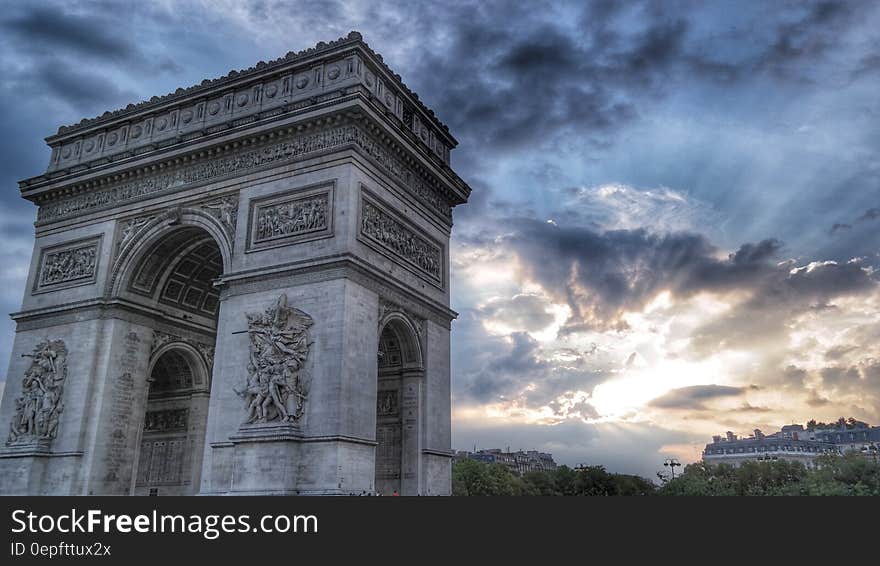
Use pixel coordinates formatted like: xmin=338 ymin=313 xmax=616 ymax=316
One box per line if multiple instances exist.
xmin=34 ymin=236 xmax=102 ymax=293
xmin=247 ymin=186 xmax=332 ymax=251
xmin=360 ymin=195 xmax=442 ymax=286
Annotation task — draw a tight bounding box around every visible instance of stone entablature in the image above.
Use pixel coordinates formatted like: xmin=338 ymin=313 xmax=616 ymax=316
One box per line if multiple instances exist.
xmin=37 ymin=32 xmax=454 ymax=177
xmin=28 ymin=112 xmax=466 ymax=227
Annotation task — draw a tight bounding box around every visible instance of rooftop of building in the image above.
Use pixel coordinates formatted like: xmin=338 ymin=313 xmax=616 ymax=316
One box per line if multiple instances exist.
xmin=705 ymin=422 xmax=880 ymax=452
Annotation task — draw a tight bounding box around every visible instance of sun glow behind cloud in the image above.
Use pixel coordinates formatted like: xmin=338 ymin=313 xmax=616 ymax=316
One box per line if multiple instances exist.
xmin=451 ymin=173 xmax=880 ymax=472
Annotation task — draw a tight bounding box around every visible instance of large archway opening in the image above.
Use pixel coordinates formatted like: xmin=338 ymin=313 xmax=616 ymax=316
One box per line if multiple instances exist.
xmin=134 ymin=346 xmax=211 ymax=495
xmin=120 ymin=223 xmax=225 ymax=495
xmin=375 ymin=316 xmax=422 ymax=495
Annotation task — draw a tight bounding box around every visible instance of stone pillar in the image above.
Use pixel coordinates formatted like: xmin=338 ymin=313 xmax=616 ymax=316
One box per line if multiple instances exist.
xmin=400 ymin=370 xmax=423 ymax=495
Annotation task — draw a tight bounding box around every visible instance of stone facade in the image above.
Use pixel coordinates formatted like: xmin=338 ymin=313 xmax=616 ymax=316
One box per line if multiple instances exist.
xmin=0 ymin=32 xmax=470 ymax=496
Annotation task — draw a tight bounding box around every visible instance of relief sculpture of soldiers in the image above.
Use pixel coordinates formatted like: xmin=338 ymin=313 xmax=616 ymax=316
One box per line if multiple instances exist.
xmin=238 ymin=294 xmax=313 ymax=425
xmin=256 ymin=196 xmax=328 ymax=242
xmin=0 ymin=31 xmax=470 ymax=496
xmin=7 ymin=340 xmax=68 ymax=445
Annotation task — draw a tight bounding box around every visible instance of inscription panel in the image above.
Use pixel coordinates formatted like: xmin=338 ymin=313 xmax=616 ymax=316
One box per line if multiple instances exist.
xmin=136 ymin=438 xmax=187 ymax=486
xmin=246 ymin=184 xmax=333 ymax=251
xmin=359 ymin=190 xmax=443 ymax=287
xmin=376 ymin=424 xmax=401 ymax=480
xmin=34 ymin=236 xmax=102 ymax=293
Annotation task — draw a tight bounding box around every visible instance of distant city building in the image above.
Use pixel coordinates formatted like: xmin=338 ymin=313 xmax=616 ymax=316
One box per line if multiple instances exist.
xmin=703 ymin=422 xmax=880 ymax=468
xmin=454 ymin=448 xmax=558 ymax=475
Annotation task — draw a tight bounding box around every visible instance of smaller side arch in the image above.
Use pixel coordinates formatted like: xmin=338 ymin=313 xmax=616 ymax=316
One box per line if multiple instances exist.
xmin=132 ymin=343 xmax=213 ymax=496
xmin=148 ymin=341 xmax=212 ymax=392
xmin=378 ymin=312 xmax=423 ymax=370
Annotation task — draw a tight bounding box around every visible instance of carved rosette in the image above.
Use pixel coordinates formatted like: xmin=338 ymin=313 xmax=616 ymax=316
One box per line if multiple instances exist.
xmin=7 ymin=340 xmax=68 ymax=445
xmin=235 ymin=294 xmax=314 ymax=426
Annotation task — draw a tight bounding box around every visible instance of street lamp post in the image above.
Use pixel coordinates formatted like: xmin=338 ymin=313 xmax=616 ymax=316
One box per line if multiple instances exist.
xmin=663 ymin=458 xmax=682 ymax=480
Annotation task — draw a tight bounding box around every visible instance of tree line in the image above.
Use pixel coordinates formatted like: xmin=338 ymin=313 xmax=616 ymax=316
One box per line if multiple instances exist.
xmin=452 ymin=453 xmax=880 ymax=496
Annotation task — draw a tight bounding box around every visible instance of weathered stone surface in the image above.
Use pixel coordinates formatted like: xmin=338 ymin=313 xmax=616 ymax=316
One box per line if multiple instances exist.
xmin=0 ymin=33 xmax=468 ymax=496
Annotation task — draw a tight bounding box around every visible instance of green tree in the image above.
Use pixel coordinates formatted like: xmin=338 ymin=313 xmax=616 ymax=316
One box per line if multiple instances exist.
xmin=452 ymin=459 xmax=525 ymax=496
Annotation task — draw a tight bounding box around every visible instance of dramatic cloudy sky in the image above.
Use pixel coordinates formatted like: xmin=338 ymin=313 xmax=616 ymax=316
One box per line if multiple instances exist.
xmin=2 ymin=0 xmax=880 ymax=479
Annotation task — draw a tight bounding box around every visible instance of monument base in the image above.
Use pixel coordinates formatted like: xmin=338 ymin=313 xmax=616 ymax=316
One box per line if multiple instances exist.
xmin=226 ymin=423 xmax=303 ymax=495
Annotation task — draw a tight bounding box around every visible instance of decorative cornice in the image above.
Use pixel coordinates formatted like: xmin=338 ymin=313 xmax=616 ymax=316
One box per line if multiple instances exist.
xmin=36 ymin=32 xmax=457 ymax=178
xmin=31 ymin=114 xmax=463 ymax=226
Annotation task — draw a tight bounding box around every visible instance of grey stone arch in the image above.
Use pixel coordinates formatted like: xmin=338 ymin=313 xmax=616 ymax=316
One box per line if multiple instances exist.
xmin=132 ymin=341 xmax=212 ymax=495
xmin=375 ymin=309 xmax=424 ymax=495
xmin=105 ymin=208 xmax=229 ymax=495
xmin=106 ymin=207 xmax=233 ymax=299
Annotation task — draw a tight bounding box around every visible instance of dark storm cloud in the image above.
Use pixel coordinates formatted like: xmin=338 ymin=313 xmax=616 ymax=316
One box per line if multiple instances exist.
xmin=0 ymin=3 xmax=180 ymax=73
xmin=24 ymin=61 xmax=137 ymax=112
xmin=503 ymin=218 xmax=790 ymax=328
xmin=689 ymin=259 xmax=875 ymax=357
xmin=405 ymin=3 xmax=688 ymax=154
xmin=853 ymin=52 xmax=880 ymax=78
xmin=1 ymin=5 xmax=137 ymax=61
xmin=754 ymin=1 xmax=857 ymax=81
xmin=453 ymin=313 xmax=608 ymax=409
xmin=465 ymin=331 xmax=548 ymax=402
xmin=495 ymin=216 xmax=877 ymax=337
xmin=649 ymin=384 xmax=751 ymax=411
xmin=398 ymin=0 xmax=880 ymax=163
xmin=782 ymin=365 xmax=808 ymax=387
xmin=858 ymin=208 xmax=880 ymax=222
xmin=828 ymin=206 xmax=880 ymax=237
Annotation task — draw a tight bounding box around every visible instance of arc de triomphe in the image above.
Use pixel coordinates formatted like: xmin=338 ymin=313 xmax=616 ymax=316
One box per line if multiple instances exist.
xmin=0 ymin=32 xmax=470 ymax=495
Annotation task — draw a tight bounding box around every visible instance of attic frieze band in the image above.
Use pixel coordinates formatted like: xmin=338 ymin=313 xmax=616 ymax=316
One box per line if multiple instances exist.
xmin=36 ymin=121 xmax=454 ymax=225
xmin=49 ymin=32 xmax=454 ymax=154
